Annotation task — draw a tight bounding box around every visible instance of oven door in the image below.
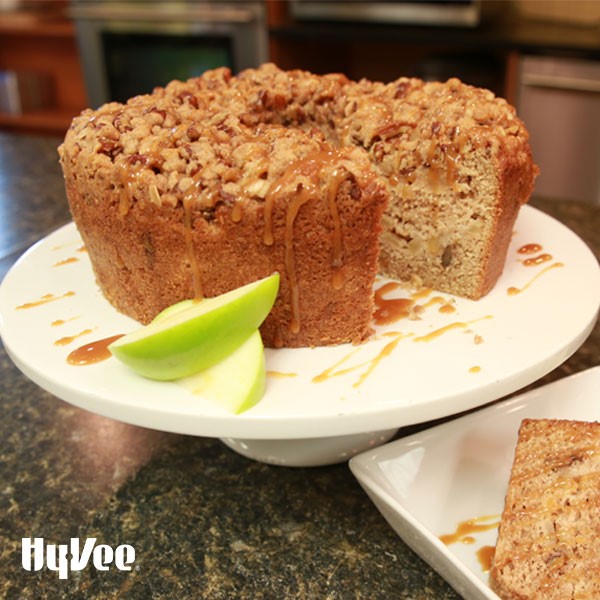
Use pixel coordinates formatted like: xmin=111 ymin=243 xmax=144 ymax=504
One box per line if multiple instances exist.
xmin=70 ymin=1 xmax=268 ymax=107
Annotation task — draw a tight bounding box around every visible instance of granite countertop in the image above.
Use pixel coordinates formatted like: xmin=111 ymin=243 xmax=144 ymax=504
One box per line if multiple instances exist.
xmin=0 ymin=132 xmax=598 ymax=599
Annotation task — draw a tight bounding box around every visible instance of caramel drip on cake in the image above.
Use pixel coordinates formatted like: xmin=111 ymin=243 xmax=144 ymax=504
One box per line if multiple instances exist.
xmin=118 ymin=167 xmax=133 ymax=217
xmin=230 ymin=202 xmax=243 ymax=223
xmin=327 ymin=167 xmax=347 ymax=290
xmin=284 ymin=189 xmax=313 ymax=334
xmin=420 ymin=125 xmax=469 ymax=192
xmin=182 ymin=197 xmax=204 ymax=300
xmin=118 ymin=160 xmax=147 ymax=216
xmin=263 ymin=149 xmax=347 ymax=334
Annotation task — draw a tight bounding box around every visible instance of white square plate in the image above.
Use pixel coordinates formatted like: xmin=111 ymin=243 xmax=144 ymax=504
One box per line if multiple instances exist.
xmin=349 ymin=366 xmax=600 ymax=599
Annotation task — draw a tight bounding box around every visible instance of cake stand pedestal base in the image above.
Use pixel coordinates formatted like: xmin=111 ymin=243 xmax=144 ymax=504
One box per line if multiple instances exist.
xmin=220 ymin=429 xmax=399 ymax=467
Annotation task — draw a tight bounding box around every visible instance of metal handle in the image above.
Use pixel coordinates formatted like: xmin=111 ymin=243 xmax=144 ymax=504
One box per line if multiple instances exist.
xmin=521 ymin=73 xmax=600 ymax=94
xmin=69 ymin=4 xmax=256 ymax=24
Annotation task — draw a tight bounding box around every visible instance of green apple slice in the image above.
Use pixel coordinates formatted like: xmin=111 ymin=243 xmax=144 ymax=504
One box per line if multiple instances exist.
xmin=108 ymin=272 xmax=279 ymax=380
xmin=152 ymin=298 xmax=197 ymax=322
xmin=178 ymin=329 xmax=265 ymax=414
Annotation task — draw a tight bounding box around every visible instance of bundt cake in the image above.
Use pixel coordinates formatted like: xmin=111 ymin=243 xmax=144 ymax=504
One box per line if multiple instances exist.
xmin=59 ymin=63 xmax=538 ymax=348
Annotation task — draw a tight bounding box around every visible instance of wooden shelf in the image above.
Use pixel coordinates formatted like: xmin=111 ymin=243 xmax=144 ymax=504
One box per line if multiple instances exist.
xmin=0 ymin=6 xmax=87 ymax=136
xmin=0 ymin=13 xmax=76 ymax=38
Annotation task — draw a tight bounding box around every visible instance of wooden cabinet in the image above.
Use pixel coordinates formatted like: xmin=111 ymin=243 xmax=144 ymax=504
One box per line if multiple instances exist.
xmin=0 ymin=9 xmax=87 ymax=136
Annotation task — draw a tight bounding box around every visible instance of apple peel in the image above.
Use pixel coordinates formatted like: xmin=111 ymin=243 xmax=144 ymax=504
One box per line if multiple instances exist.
xmin=108 ymin=272 xmax=279 ymax=381
xmin=178 ymin=329 xmax=265 ymax=414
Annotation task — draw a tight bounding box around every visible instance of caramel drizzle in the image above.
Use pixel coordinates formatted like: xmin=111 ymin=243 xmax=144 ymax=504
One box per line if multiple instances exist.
xmin=118 ymin=162 xmax=146 ymax=217
xmin=477 ymin=545 xmax=495 ymax=573
xmin=523 ymin=253 xmax=552 ymax=267
xmin=372 ymin=283 xmax=454 ymax=326
xmin=439 ymin=514 xmax=500 ymax=546
xmin=51 ymin=316 xmax=79 ymax=327
xmin=67 ymin=334 xmax=124 ymax=366
xmin=412 ymin=124 xmax=470 ymax=191
xmin=518 ymin=242 xmax=543 ymax=255
xmin=413 ymin=315 xmax=492 ymax=342
xmin=16 ymin=291 xmax=75 ymax=310
xmin=263 ymin=149 xmax=348 ymax=334
xmin=373 ymin=282 xmax=413 ymax=325
xmin=327 ymin=167 xmax=348 ymax=290
xmin=230 ymin=202 xmax=243 ymax=223
xmin=183 ymin=197 xmax=204 ymax=300
xmin=508 ymin=262 xmax=564 ymax=296
xmin=313 ymin=331 xmax=411 ymax=388
xmin=54 ymin=328 xmax=94 ymax=347
xmin=53 ymin=256 xmax=79 ymax=267
xmin=266 ymin=371 xmax=298 ymax=379
xmin=284 ymin=191 xmax=314 ymax=334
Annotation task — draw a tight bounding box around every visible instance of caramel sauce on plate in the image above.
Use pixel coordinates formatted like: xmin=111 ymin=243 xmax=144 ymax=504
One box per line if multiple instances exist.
xmin=267 ymin=371 xmax=298 ymax=379
xmin=517 ymin=242 xmax=553 ymax=267
xmin=413 ymin=316 xmax=492 ymax=343
xmin=314 ymin=278 xmax=492 ymax=387
xmin=54 ymin=328 xmax=94 ymax=347
xmin=313 ymin=332 xmax=411 ymax=388
xmin=507 ymin=262 xmax=564 ymax=296
xmin=508 ymin=241 xmax=564 ymax=295
xmin=518 ymin=243 xmax=543 ymax=255
xmin=53 ymin=256 xmax=79 ymax=267
xmin=438 ymin=301 xmax=456 ymax=314
xmin=440 ymin=515 xmax=500 ymax=545
xmin=66 ymin=334 xmax=124 ymax=366
xmin=477 ymin=545 xmax=496 ymax=573
xmin=51 ymin=316 xmax=79 ymax=327
xmin=373 ymin=282 xmax=413 ymax=325
xmin=522 ymin=253 xmax=552 ymax=267
xmin=440 ymin=515 xmax=500 ymax=574
xmin=373 ymin=284 xmax=457 ymax=326
xmin=16 ymin=291 xmax=75 ymax=310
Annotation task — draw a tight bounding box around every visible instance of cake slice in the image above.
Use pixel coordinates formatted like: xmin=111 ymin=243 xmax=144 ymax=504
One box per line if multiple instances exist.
xmin=490 ymin=418 xmax=600 ymax=599
xmin=337 ymin=75 xmax=538 ymax=300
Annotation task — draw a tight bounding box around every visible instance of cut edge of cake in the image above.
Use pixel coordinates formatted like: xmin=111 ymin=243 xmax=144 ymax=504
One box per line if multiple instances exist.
xmin=490 ymin=418 xmax=600 ymax=600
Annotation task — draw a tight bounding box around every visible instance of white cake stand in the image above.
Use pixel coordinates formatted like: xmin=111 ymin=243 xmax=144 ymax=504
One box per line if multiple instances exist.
xmin=1 ymin=206 xmax=599 ymax=466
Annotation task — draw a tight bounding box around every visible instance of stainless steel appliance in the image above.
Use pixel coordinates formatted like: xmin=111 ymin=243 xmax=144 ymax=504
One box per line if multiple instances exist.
xmin=70 ymin=1 xmax=268 ymax=107
xmin=290 ymin=0 xmax=481 ymax=27
xmin=517 ymin=55 xmax=600 ymax=205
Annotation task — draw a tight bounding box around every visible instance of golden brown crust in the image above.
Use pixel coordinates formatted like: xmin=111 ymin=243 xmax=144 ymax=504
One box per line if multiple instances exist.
xmin=59 ymin=63 xmax=537 ymax=347
xmin=490 ymin=419 xmax=600 ymax=599
xmin=60 ymin=104 xmax=387 ymax=347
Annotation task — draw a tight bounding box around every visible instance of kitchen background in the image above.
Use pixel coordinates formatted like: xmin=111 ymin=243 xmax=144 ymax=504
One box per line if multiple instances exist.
xmin=0 ymin=0 xmax=599 ymax=204
xmin=0 ymin=4 xmax=598 ymax=598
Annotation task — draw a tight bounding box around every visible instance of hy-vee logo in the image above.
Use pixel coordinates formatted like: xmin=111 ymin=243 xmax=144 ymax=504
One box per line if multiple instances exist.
xmin=22 ymin=537 xmax=135 ymax=579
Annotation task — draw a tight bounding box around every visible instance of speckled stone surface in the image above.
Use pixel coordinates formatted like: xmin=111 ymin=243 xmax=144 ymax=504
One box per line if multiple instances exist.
xmin=0 ymin=132 xmax=598 ymax=599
